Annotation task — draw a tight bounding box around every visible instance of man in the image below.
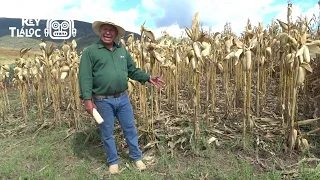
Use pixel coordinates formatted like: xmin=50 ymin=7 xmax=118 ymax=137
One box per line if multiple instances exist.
xmin=78 ymin=18 xmax=165 ymax=174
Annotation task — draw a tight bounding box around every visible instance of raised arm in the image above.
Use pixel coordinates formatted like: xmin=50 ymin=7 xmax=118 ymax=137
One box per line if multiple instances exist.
xmin=126 ymin=50 xmax=150 ymax=83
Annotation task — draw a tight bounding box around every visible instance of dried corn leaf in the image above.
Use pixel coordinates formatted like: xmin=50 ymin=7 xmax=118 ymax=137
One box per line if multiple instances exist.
xmin=278 ymin=33 xmax=289 ymax=47
xmin=234 ymin=48 xmax=243 ymax=60
xmin=225 ymin=38 xmax=233 ymax=53
xmin=233 ymin=38 xmax=243 ymax=49
xmin=307 ymin=43 xmax=320 ymax=53
xmin=192 ymin=41 xmax=203 ymax=63
xmin=286 ymin=53 xmax=295 ymax=64
xmin=277 ymin=19 xmax=288 ymax=32
xmin=301 ymin=138 xmax=310 ymax=151
xmin=300 ymin=33 xmax=307 ymax=45
xmin=296 ymin=67 xmax=306 ymax=86
xmin=60 ymin=72 xmax=68 ymax=80
xmin=225 ymin=51 xmax=235 ymax=60
xmin=201 ymin=41 xmax=211 ymax=57
xmin=191 ymin=12 xmax=200 ymax=41
xmin=289 ymin=129 xmax=298 ymax=151
xmin=266 ymin=47 xmax=272 ymax=57
xmin=1 ymin=65 xmax=10 ymax=71
xmin=300 ymin=62 xmax=312 ymax=73
xmin=296 ymin=45 xmax=305 ymax=57
xmin=303 ymin=45 xmax=311 ymax=63
xmin=142 ymin=26 xmax=156 ymax=43
xmin=249 ymin=35 xmax=258 ymax=49
xmin=20 ymin=47 xmax=32 ymax=58
xmin=185 ymin=27 xmax=193 ymax=39
xmin=47 ymin=43 xmax=55 ymax=56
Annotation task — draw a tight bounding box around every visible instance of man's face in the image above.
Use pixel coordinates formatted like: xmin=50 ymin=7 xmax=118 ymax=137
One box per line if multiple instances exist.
xmin=99 ymin=24 xmax=118 ymax=44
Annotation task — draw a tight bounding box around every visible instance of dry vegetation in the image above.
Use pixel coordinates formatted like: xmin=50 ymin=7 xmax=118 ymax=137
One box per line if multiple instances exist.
xmin=1 ymin=3 xmax=320 ymax=179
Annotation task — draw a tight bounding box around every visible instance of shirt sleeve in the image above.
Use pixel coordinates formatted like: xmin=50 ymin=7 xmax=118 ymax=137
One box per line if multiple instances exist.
xmin=78 ymin=48 xmax=93 ymax=100
xmin=126 ymin=49 xmax=150 ymax=83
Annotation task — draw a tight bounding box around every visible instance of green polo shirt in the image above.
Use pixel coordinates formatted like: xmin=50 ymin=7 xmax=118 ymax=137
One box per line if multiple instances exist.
xmin=78 ymin=40 xmax=150 ymax=100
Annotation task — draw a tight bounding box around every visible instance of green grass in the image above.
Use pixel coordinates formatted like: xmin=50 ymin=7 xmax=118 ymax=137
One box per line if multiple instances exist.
xmin=0 ymin=124 xmax=314 ymax=180
xmin=1 ymin=91 xmax=320 ymax=180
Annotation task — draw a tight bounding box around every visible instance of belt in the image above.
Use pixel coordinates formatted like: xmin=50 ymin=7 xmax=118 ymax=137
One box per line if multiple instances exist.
xmin=92 ymin=90 xmax=127 ymax=99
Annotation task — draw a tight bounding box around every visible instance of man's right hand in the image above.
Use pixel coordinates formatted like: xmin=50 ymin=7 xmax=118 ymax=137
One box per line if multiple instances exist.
xmin=84 ymin=99 xmax=96 ymax=116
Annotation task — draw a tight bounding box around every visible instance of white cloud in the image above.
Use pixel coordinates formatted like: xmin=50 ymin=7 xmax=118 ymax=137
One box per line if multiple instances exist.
xmin=0 ymin=0 xmax=142 ymax=36
xmin=194 ymin=0 xmax=274 ymax=32
xmin=0 ymin=0 xmax=81 ymax=19
xmin=153 ymin=24 xmax=186 ymax=39
xmin=141 ymin=0 xmax=278 ymax=38
xmin=274 ymin=4 xmax=318 ymax=24
xmin=0 ymin=0 xmax=318 ymax=40
xmin=141 ymin=0 xmax=157 ymax=10
xmin=142 ymin=0 xmax=319 ymax=39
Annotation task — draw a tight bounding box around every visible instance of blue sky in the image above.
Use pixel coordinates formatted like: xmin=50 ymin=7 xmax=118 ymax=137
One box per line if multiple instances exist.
xmin=261 ymin=0 xmax=318 ymax=23
xmin=0 ymin=0 xmax=318 ymax=38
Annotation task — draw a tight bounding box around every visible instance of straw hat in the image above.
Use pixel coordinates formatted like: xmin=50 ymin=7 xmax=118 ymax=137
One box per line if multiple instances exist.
xmin=92 ymin=17 xmax=126 ymax=41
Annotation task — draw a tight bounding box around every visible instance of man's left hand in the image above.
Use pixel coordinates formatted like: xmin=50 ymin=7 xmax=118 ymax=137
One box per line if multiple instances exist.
xmin=149 ymin=76 xmax=165 ymax=88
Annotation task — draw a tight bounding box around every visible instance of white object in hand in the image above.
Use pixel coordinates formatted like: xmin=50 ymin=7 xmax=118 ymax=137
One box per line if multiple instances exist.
xmin=92 ymin=108 xmax=104 ymax=124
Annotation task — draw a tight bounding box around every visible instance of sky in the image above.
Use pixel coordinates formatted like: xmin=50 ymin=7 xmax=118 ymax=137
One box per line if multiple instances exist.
xmin=0 ymin=0 xmax=319 ymax=39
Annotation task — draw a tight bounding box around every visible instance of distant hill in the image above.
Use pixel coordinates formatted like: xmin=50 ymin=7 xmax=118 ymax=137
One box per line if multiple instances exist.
xmin=0 ymin=18 xmax=141 ymax=52
xmin=0 ymin=36 xmax=57 ymax=49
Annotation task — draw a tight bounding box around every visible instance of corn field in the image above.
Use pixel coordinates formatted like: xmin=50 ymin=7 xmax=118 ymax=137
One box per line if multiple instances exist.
xmin=0 ymin=3 xmax=320 ymax=157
